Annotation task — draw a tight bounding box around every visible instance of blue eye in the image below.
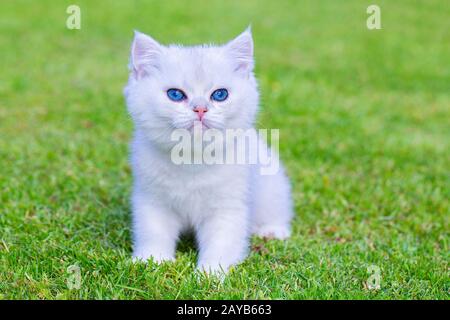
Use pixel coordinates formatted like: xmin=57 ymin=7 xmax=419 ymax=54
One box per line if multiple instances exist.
xmin=167 ymin=88 xmax=186 ymax=102
xmin=211 ymin=88 xmax=229 ymax=102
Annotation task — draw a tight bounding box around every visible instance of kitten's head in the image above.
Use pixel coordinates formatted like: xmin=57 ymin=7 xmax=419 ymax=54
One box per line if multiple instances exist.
xmin=124 ymin=28 xmax=259 ymax=147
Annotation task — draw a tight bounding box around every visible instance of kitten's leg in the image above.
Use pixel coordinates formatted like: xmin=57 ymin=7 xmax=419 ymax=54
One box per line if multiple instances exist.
xmin=252 ymin=166 xmax=293 ymax=240
xmin=196 ymin=209 xmax=249 ymax=274
xmin=132 ymin=191 xmax=181 ymax=263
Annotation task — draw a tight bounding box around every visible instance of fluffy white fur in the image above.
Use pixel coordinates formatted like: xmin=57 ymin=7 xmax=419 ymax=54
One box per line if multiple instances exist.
xmin=124 ymin=28 xmax=293 ymax=274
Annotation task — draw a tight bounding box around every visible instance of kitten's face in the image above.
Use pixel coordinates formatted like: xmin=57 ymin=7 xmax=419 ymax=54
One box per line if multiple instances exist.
xmin=124 ymin=29 xmax=259 ymax=146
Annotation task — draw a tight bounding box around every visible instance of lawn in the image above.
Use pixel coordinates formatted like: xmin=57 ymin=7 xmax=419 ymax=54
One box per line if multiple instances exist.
xmin=0 ymin=0 xmax=448 ymax=299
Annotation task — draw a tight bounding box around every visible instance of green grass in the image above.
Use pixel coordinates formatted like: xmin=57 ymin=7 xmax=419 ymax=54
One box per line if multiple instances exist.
xmin=0 ymin=0 xmax=449 ymax=299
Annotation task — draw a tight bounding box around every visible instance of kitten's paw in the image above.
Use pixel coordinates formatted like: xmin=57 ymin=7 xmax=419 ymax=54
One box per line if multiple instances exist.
xmin=253 ymin=224 xmax=291 ymax=240
xmin=196 ymin=261 xmax=229 ymax=279
xmin=132 ymin=250 xmax=175 ymax=264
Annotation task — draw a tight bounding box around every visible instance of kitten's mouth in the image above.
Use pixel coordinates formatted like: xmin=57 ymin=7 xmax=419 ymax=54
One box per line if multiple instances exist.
xmin=188 ymin=121 xmax=210 ymax=131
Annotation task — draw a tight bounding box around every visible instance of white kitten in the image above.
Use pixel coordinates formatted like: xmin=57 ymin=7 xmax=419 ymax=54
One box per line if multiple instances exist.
xmin=124 ymin=28 xmax=293 ymax=274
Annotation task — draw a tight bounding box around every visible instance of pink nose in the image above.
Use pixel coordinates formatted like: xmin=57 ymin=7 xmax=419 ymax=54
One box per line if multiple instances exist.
xmin=193 ymin=106 xmax=208 ymax=120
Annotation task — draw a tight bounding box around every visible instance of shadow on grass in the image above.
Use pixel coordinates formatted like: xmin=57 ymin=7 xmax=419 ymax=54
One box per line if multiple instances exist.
xmin=177 ymin=232 xmax=198 ymax=256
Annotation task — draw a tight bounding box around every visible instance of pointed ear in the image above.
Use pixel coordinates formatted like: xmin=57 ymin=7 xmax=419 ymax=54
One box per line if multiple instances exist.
xmin=129 ymin=30 xmax=162 ymax=79
xmin=225 ymin=27 xmax=254 ymax=75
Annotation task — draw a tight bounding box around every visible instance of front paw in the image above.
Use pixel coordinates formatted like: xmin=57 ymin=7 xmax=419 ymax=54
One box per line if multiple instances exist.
xmin=253 ymin=224 xmax=291 ymax=240
xmin=132 ymin=249 xmax=175 ymax=264
xmin=196 ymin=260 xmax=230 ymax=279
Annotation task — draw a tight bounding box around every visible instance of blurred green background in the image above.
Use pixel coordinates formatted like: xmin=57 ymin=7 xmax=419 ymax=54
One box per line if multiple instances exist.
xmin=0 ymin=0 xmax=448 ymax=299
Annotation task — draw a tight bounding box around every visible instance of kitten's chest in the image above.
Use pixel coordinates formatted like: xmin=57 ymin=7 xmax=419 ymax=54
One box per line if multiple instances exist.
xmin=151 ymin=163 xmax=249 ymax=219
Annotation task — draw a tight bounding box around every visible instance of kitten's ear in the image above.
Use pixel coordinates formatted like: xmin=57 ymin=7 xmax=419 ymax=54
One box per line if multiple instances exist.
xmin=225 ymin=27 xmax=254 ymax=75
xmin=129 ymin=30 xmax=162 ymax=79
